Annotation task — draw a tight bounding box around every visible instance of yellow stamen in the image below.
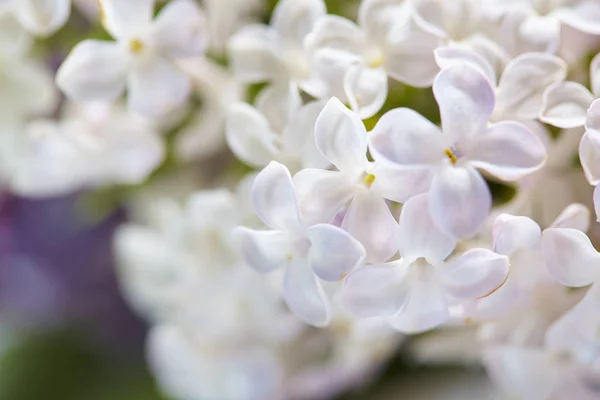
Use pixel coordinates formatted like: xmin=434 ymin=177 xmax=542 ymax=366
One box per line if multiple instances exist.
xmin=129 ymin=38 xmax=145 ymax=54
xmin=364 ymin=173 xmax=376 ymax=187
xmin=444 ymin=148 xmax=458 ymax=165
xmin=368 ymin=55 xmax=384 ymax=68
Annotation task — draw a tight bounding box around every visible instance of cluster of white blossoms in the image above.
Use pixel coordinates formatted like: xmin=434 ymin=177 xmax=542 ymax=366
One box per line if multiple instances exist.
xmin=5 ymin=0 xmax=600 ymax=398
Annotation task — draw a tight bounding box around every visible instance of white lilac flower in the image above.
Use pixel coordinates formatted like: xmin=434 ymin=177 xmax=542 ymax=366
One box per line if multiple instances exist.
xmin=56 ymin=0 xmax=206 ymax=117
xmin=226 ymin=84 xmax=328 ymax=172
xmin=434 ymin=46 xmax=567 ymax=123
xmin=293 ymin=97 xmax=430 ymax=263
xmin=228 ymin=0 xmax=326 ymax=92
xmin=369 ymin=63 xmax=546 ymax=238
xmin=303 ymin=0 xmax=443 ymax=118
xmin=233 ymin=161 xmax=366 ymax=327
xmin=10 ymin=101 xmax=164 ymax=197
xmin=338 ymin=193 xmax=510 ymax=334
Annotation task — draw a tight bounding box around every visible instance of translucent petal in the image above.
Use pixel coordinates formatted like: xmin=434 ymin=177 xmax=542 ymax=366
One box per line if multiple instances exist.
xmin=233 ymin=227 xmax=291 ymax=274
xmin=344 ymin=65 xmax=388 ymax=120
xmin=492 ymin=214 xmax=541 ymax=256
xmin=539 ymin=82 xmax=594 ymax=129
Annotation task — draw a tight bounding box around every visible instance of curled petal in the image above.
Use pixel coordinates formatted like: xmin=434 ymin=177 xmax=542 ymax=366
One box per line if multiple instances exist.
xmin=550 ymin=203 xmax=590 ymax=232
xmin=314 ymin=97 xmax=368 ymax=173
xmin=56 ymin=40 xmax=129 ymax=102
xmin=398 ymin=193 xmax=456 ymax=263
xmin=440 ymin=248 xmax=509 ymax=299
xmin=271 ymin=0 xmax=326 ymax=46
xmin=468 ymin=121 xmax=547 ymax=181
xmin=233 ymin=227 xmax=291 ymax=274
xmin=539 ymin=82 xmax=594 ymax=129
xmin=99 ymin=0 xmax=154 ymax=40
xmin=434 ymin=46 xmax=497 ymax=84
xmin=342 ymin=190 xmax=399 ymax=264
xmin=344 ymin=65 xmax=388 ymax=120
xmin=338 ymin=261 xmax=409 ymax=318
xmin=492 ymin=214 xmax=541 ymax=256
xmin=433 ymin=64 xmax=495 ymax=144
xmin=369 ymin=107 xmax=445 ymax=166
xmin=293 ymin=168 xmax=355 ymax=225
xmin=389 ymin=262 xmax=449 ymax=334
xmin=429 ymin=165 xmax=491 ymax=239
xmin=151 ymin=0 xmax=207 ymax=58
xmin=256 ymin=83 xmax=302 ymax=134
xmin=591 ymin=52 xmax=600 ymax=97
xmin=579 ymin=130 xmax=600 ymax=186
xmin=252 ymin=161 xmax=302 ymax=232
xmin=595 ymin=186 xmax=600 ymax=223
xmin=307 ymin=223 xmax=365 ymax=281
xmin=541 ymin=228 xmax=600 ymax=287
xmin=127 ymin=57 xmax=191 ymax=117
xmin=494 ymin=53 xmax=567 ymax=121
xmin=283 ymin=256 xmax=331 ymax=327
xmin=225 ymin=103 xmax=278 ymax=168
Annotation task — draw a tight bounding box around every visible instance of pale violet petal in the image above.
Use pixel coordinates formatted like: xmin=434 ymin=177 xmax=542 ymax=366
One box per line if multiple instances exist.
xmin=429 ymin=165 xmax=491 ymax=239
xmin=541 ymin=228 xmax=600 ymax=287
xmin=539 ymin=82 xmax=594 ymax=129
xmin=283 ymin=255 xmax=331 ymax=327
xmin=344 ymin=65 xmax=388 ymax=120
xmin=252 ymin=161 xmax=302 ymax=232
xmin=337 ymin=260 xmax=409 ymax=318
xmin=492 ymin=214 xmax=541 ymax=256
xmin=468 ymin=121 xmax=547 ymax=181
xmin=389 ymin=261 xmax=449 ymax=334
xmin=233 ymin=227 xmax=291 ymax=274
xmin=314 ymin=97 xmax=368 ymax=173
xmin=433 ymin=64 xmax=495 ymax=144
xmin=225 ymin=103 xmax=279 ymax=168
xmin=307 ymin=223 xmax=365 ymax=281
xmin=293 ymin=168 xmax=356 ymax=225
xmin=369 ymin=107 xmax=445 ymax=166
xmin=493 ymin=53 xmax=567 ymax=121
xmin=440 ymin=248 xmax=509 ymax=299
xmin=98 ymin=0 xmax=154 ymax=40
xmin=56 ymin=40 xmax=129 ymax=102
xmin=341 ymin=190 xmax=399 ymax=264
xmin=270 ymin=0 xmax=326 ymax=46
xmin=398 ymin=193 xmax=456 ymax=263
xmin=549 ymin=203 xmax=590 ymax=232
xmin=150 ymin=0 xmax=207 ymax=58
xmin=369 ymin=162 xmax=433 ymax=203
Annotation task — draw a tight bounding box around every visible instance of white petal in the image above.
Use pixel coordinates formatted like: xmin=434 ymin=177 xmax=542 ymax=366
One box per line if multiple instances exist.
xmin=228 ymin=25 xmax=286 ymax=83
xmin=468 ymin=121 xmax=547 ymax=181
xmin=314 ymin=97 xmax=368 ymax=173
xmin=433 ymin=64 xmax=495 ymax=144
xmin=398 ymin=193 xmax=456 ymax=263
xmin=338 ymin=260 xmax=409 ymax=318
xmin=151 ymin=0 xmax=206 ymax=58
xmin=492 ymin=214 xmax=541 ymax=256
xmin=550 ymin=203 xmax=590 ymax=232
xmin=542 ymin=228 xmax=600 ymax=287
xmin=293 ymin=168 xmax=356 ymax=225
xmin=252 ymin=161 xmax=302 ymax=232
xmin=127 ymin=57 xmax=190 ymax=117
xmin=0 ymin=11 xmax=32 ymax=55
xmin=383 ymin=11 xmax=443 ymax=87
xmin=440 ymin=249 xmax=509 ymax=299
xmin=233 ymin=227 xmax=291 ymax=274
xmin=493 ymin=53 xmax=567 ymax=121
xmin=256 ymin=83 xmax=302 ymax=134
xmin=271 ymin=0 xmax=325 ymax=45
xmin=305 ymin=14 xmax=366 ymax=57
xmin=225 ymin=103 xmax=278 ymax=168
xmin=595 ymin=186 xmax=600 ymax=223
xmin=14 ymin=0 xmax=70 ymax=36
xmin=344 ymin=65 xmax=388 ymax=119
xmin=307 ymin=223 xmax=365 ymax=281
xmin=56 ymin=40 xmax=129 ymax=102
xmin=389 ymin=262 xmax=449 ymax=334
xmin=590 ymin=52 xmax=600 ymax=97
xmin=434 ymin=46 xmax=497 ymax=84
xmin=369 ymin=107 xmax=445 ymax=166
xmin=283 ymin=256 xmax=331 ymax=327
xmin=579 ymin=130 xmax=600 ymax=186
xmin=429 ymin=165 xmax=491 ymax=239
xmin=98 ymin=0 xmax=154 ymax=39
xmin=283 ymin=100 xmax=329 ymax=169
xmin=341 ymin=190 xmax=399 ymax=264
xmin=370 ymin=162 xmax=433 ymax=203
xmin=539 ymin=82 xmax=594 ymax=129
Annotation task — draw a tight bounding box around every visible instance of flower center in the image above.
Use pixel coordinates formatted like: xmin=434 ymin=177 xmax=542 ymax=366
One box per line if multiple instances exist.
xmin=363 ymin=173 xmax=376 ymax=188
xmin=444 ymin=147 xmax=458 ymax=165
xmin=129 ymin=38 xmax=145 ymax=54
